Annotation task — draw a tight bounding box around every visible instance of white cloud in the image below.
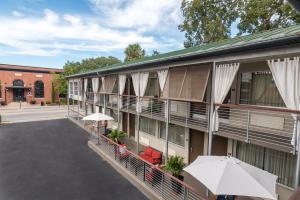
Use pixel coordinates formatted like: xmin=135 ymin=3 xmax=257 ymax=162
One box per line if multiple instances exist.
xmin=0 ymin=9 xmax=164 ymax=56
xmin=12 ymin=11 xmax=24 ymax=17
xmin=0 ymin=0 xmax=184 ymax=57
xmin=90 ymin=0 xmax=182 ymax=31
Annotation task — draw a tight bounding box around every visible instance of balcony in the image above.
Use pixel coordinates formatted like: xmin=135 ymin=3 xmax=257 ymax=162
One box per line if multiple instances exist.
xmin=106 ymin=93 xmax=118 ymax=109
xmin=140 ymin=97 xmax=166 ymax=121
xmin=215 ymin=103 xmax=300 ymax=153
xmin=120 ymin=95 xmax=137 ymax=114
xmin=169 ymin=100 xmax=208 ymax=132
xmin=86 ymin=92 xmax=94 ymax=104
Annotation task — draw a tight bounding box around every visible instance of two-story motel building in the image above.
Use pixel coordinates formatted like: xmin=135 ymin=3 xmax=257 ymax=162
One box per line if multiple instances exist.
xmin=67 ymin=25 xmax=300 ymax=199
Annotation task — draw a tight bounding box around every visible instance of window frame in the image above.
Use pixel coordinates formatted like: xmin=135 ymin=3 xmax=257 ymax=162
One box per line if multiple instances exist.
xmin=34 ymin=80 xmax=44 ymax=98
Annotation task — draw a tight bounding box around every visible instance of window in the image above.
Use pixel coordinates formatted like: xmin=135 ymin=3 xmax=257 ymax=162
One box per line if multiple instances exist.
xmin=13 ymin=79 xmax=24 ymax=86
xmin=160 ymin=122 xmax=185 ymax=147
xmin=34 ymin=81 xmax=44 ymax=98
xmin=140 ymin=116 xmax=156 ymax=136
xmin=74 ymin=81 xmax=78 ymax=95
xmin=239 ymin=72 xmax=284 ymax=107
xmin=236 ymin=141 xmax=296 ymax=187
xmin=144 ymin=72 xmax=159 ymax=97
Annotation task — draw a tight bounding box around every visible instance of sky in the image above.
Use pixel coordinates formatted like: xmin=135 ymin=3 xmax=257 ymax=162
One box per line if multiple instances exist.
xmin=0 ymin=0 xmax=185 ymax=68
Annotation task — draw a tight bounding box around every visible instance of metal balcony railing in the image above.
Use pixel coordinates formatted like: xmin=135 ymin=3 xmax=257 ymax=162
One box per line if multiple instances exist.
xmin=215 ymin=103 xmax=300 ymax=153
xmin=88 ymin=133 xmax=207 ymax=200
xmin=169 ymin=100 xmax=208 ymax=132
xmin=140 ymin=97 xmax=166 ymax=121
xmin=120 ymin=95 xmax=137 ymax=114
xmin=106 ymin=94 xmax=118 ymax=109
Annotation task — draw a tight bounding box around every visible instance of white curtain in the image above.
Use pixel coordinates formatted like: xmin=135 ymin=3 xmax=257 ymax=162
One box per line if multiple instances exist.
xmin=84 ymin=78 xmax=88 ymax=102
xmin=157 ymin=70 xmax=168 ymax=92
xmin=131 ymin=73 xmax=140 ymax=96
xmin=101 ymin=77 xmax=105 ymax=93
xmin=213 ymin=63 xmax=240 ymax=131
xmin=268 ymin=57 xmax=300 ymax=146
xmin=119 ymin=75 xmax=127 ymax=95
xmin=92 ymin=78 xmax=99 ymax=103
xmin=140 ymin=72 xmax=149 ymax=97
xmin=118 ymin=74 xmax=127 ymax=109
xmin=131 ymin=72 xmax=149 ymax=113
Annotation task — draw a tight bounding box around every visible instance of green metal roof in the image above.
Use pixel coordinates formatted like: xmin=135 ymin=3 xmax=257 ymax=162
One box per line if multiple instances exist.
xmin=68 ymin=24 xmax=300 ymax=78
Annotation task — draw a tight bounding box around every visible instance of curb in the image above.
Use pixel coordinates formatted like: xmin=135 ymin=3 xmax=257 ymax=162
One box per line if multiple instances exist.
xmin=88 ymin=141 xmax=160 ymax=200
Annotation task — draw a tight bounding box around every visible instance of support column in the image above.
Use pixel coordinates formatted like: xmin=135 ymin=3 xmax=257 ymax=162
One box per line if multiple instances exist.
xmin=103 ymin=94 xmax=106 ymax=114
xmin=67 ymin=83 xmax=70 ymax=117
xmin=136 ymin=72 xmax=141 ymax=154
xmin=77 ymin=97 xmax=80 ymax=120
xmin=136 ymin=110 xmax=140 ymax=154
xmin=165 ymin=99 xmax=170 ymax=164
xmin=295 ymin=120 xmax=300 ymax=188
xmin=117 ymin=76 xmax=120 ymax=130
xmin=208 ymin=62 xmax=216 ymax=156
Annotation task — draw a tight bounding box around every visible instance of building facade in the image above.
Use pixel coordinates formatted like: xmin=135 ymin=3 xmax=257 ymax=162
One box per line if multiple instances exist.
xmin=0 ymin=64 xmax=63 ymax=104
xmin=67 ymin=25 xmax=300 ymax=200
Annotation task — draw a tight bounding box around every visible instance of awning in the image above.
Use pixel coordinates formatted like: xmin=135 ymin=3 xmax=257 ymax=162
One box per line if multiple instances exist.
xmin=162 ymin=64 xmax=210 ymax=101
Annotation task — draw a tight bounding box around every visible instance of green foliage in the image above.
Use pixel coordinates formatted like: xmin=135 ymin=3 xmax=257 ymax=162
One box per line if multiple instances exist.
xmin=238 ymin=0 xmax=300 ymax=35
xmin=107 ymin=129 xmax=127 ymax=144
xmin=55 ymin=56 xmax=121 ymax=97
xmin=152 ymin=50 xmax=160 ymax=56
xmin=165 ymin=156 xmax=185 ymax=177
xmin=124 ymin=43 xmax=145 ymax=62
xmin=179 ymin=0 xmax=300 ymax=47
xmin=178 ymin=0 xmax=240 ymax=48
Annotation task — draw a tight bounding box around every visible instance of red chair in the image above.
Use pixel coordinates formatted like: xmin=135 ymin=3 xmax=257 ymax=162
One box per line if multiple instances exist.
xmin=116 ymin=144 xmax=129 ymax=160
xmin=139 ymin=147 xmax=162 ymax=165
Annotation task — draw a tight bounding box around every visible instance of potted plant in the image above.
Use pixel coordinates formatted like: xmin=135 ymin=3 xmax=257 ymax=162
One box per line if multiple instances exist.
xmin=30 ymin=99 xmax=36 ymax=104
xmin=107 ymin=129 xmax=127 ymax=144
xmin=165 ymin=155 xmax=185 ymax=194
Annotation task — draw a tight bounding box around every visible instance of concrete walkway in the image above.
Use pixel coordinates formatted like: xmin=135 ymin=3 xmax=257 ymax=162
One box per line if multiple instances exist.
xmin=0 ymin=104 xmax=68 ymax=123
xmin=0 ymin=119 xmax=147 ymax=200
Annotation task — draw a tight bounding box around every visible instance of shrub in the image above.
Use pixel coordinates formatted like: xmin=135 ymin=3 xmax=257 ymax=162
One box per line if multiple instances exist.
xmin=46 ymin=101 xmax=51 ymax=105
xmin=165 ymin=156 xmax=185 ymax=178
xmin=107 ymin=129 xmax=127 ymax=144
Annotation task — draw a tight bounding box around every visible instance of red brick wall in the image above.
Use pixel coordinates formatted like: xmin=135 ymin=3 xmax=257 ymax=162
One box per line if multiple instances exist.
xmin=0 ymin=68 xmax=62 ymax=104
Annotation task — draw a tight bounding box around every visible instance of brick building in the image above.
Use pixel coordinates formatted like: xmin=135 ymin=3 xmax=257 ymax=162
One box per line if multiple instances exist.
xmin=0 ymin=64 xmax=63 ymax=104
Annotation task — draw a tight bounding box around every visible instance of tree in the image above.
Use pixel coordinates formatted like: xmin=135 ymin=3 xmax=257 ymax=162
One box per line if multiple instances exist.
xmin=55 ymin=56 xmax=121 ymax=97
xmin=238 ymin=0 xmax=300 ymax=35
xmin=152 ymin=50 xmax=160 ymax=56
xmin=178 ymin=0 xmax=240 ymax=48
xmin=124 ymin=43 xmax=145 ymax=62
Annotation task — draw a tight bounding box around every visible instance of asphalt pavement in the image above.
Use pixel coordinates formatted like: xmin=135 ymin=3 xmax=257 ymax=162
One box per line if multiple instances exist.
xmin=0 ymin=119 xmax=147 ymax=200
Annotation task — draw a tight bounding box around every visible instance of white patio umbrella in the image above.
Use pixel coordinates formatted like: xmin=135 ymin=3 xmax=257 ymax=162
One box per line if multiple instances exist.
xmin=184 ymin=156 xmax=278 ymax=200
xmin=82 ymin=113 xmax=114 ymax=121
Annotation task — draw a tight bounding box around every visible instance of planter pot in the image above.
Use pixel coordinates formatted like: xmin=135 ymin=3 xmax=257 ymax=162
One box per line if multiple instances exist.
xmin=171 ymin=175 xmax=184 ymax=194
